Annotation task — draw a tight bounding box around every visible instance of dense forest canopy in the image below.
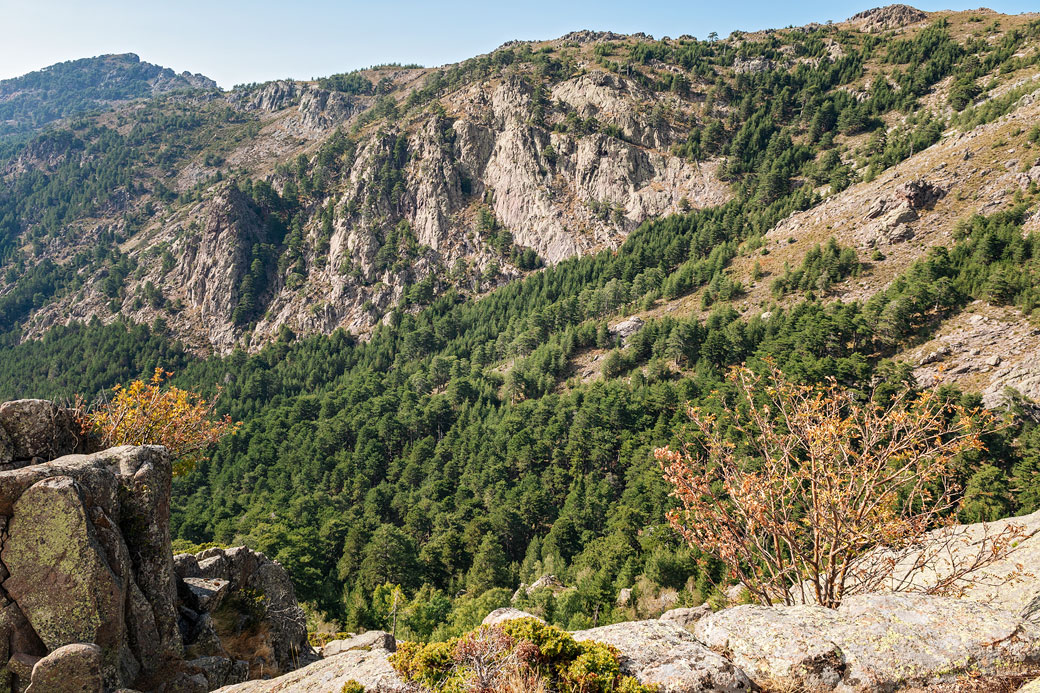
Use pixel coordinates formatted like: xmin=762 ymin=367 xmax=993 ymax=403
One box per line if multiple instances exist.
xmin=2 ymin=12 xmax=1040 ymax=639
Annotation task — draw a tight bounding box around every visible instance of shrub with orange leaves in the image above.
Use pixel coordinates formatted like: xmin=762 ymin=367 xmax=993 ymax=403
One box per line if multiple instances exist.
xmin=658 ymin=363 xmax=1032 ymax=609
xmin=88 ymin=367 xmax=239 ymax=475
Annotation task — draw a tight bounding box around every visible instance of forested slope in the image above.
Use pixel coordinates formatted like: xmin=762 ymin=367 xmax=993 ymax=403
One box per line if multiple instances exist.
xmin=1 ymin=6 xmax=1040 ymax=639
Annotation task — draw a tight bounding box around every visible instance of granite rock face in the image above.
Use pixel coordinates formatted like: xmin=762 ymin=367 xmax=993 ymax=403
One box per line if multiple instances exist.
xmin=696 ymin=592 xmax=1040 ymax=691
xmin=0 ymin=446 xmax=183 ymax=691
xmin=0 ymin=400 xmax=87 ymax=470
xmin=571 ymin=620 xmax=753 ymax=693
xmin=173 ymin=546 xmax=315 ymax=678
xmin=0 ymin=400 xmax=312 ymax=692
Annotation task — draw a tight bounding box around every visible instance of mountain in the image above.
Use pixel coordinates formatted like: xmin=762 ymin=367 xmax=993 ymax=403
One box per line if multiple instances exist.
xmin=0 ymin=52 xmax=217 ymax=137
xmin=1 ymin=3 xmax=1040 ymax=646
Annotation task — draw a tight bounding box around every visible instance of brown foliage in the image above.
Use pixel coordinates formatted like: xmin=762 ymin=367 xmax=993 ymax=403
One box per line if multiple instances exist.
xmin=657 ymin=364 xmax=1032 ymax=608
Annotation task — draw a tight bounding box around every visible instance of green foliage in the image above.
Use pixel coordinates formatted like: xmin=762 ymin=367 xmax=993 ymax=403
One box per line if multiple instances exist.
xmin=2 ymin=17 xmax=1040 ymax=643
xmin=771 ymin=238 xmax=860 ymax=297
xmin=341 ymin=681 xmax=366 ymax=693
xmin=0 ymin=53 xmax=215 ymax=137
xmin=391 ymin=618 xmax=656 ymax=693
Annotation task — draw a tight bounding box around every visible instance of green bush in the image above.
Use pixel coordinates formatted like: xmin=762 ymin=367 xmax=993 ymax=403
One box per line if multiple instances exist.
xmin=390 ymin=617 xmax=657 ymax=692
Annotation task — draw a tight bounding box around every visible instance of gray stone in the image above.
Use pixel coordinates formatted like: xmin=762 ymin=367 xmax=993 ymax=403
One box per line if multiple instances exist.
xmin=0 ymin=400 xmax=79 ymax=461
xmin=480 ymin=608 xmax=542 ymax=627
xmin=185 ymin=546 xmax=314 ymax=677
xmin=182 ymin=577 xmax=230 ymax=612
xmin=695 ymin=604 xmax=845 ymax=691
xmin=572 ymin=619 xmax=753 ymax=692
xmin=0 ymin=446 xmax=182 ymax=689
xmin=185 ymin=656 xmax=248 ymax=689
xmin=173 ymin=554 xmax=202 ymax=580
xmin=659 ymin=605 xmax=712 ymax=628
xmin=0 ymin=424 xmax=12 ymax=467
xmin=25 ymin=643 xmax=103 ymax=693
xmin=323 ymin=630 xmax=396 ymax=657
xmin=695 ymin=592 xmax=1040 ymax=691
xmin=2 ymin=477 xmax=125 ymax=684
xmin=213 ymin=645 xmax=408 ymax=693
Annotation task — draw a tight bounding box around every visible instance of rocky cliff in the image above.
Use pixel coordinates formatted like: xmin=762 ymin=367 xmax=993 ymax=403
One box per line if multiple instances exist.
xmin=0 ymin=400 xmax=312 ymax=693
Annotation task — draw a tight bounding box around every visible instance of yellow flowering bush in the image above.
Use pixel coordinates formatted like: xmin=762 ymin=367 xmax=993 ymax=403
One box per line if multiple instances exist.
xmin=88 ymin=367 xmax=239 ymax=475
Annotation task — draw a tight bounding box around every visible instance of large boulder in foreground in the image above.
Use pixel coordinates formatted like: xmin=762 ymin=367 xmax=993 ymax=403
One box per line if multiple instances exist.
xmin=571 ymin=619 xmax=753 ymax=692
xmin=215 ymin=645 xmax=408 ymax=693
xmin=868 ymin=509 xmax=1040 ymax=621
xmin=24 ymin=643 xmax=103 ymax=693
xmin=696 ymin=592 xmax=1040 ymax=691
xmin=0 ymin=446 xmax=184 ymax=691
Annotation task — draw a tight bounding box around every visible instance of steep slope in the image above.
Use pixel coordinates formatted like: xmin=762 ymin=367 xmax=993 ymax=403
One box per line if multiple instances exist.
xmin=4 ymin=36 xmax=738 ymax=353
xmin=0 ymin=53 xmax=216 ymax=137
xmin=2 ymin=6 xmax=1040 ymax=646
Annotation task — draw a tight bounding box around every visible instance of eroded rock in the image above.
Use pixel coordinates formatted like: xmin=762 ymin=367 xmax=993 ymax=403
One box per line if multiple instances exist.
xmin=323 ymin=631 xmax=396 ymax=658
xmin=213 ymin=646 xmax=407 ymax=693
xmin=25 ymin=643 xmax=103 ymax=693
xmin=0 ymin=400 xmax=81 ymax=462
xmin=480 ymin=608 xmax=543 ymax=627
xmin=659 ymin=605 xmax=712 ymax=629
xmin=695 ymin=593 xmax=1040 ymax=691
xmin=571 ymin=620 xmax=753 ymax=692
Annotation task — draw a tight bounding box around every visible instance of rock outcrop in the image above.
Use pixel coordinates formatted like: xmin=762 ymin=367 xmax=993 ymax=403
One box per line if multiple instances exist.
xmin=572 ymin=620 xmax=753 ymax=693
xmin=0 ymin=445 xmax=185 ymax=691
xmin=0 ymin=399 xmax=88 ymax=470
xmin=0 ymin=400 xmax=312 ymax=693
xmin=857 ymin=179 xmax=945 ymax=248
xmin=696 ymin=592 xmax=1040 ymax=691
xmin=215 ymin=645 xmax=408 ymax=693
xmin=845 ymin=5 xmax=929 ymax=32
xmin=173 ymin=547 xmax=314 ymax=678
xmin=659 ymin=605 xmax=712 ymax=629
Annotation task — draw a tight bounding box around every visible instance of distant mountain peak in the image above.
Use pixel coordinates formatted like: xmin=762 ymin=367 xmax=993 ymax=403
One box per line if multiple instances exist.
xmin=0 ymin=54 xmax=217 ymax=137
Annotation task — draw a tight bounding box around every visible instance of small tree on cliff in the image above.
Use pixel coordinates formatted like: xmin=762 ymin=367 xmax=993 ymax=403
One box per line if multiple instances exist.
xmin=88 ymin=367 xmax=238 ymax=475
xmin=657 ymin=364 xmax=1031 ymax=608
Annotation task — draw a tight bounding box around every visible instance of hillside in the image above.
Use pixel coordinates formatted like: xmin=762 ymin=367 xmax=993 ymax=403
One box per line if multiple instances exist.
xmin=1 ymin=3 xmax=1040 ymax=649
xmin=0 ymin=52 xmax=216 ymax=137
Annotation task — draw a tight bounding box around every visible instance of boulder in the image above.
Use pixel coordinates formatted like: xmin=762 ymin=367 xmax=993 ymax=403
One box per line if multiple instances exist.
xmin=25 ymin=643 xmax=103 ymax=693
xmin=696 ymin=593 xmax=1040 ymax=691
xmin=480 ymin=608 xmax=543 ymax=627
xmin=0 ymin=446 xmax=182 ymax=690
xmin=323 ymin=631 xmax=396 ymax=657
xmin=182 ymin=546 xmax=314 ymax=677
xmin=173 ymin=554 xmax=202 ymax=580
xmin=213 ymin=646 xmax=408 ymax=693
xmin=185 ymin=656 xmax=248 ymax=690
xmin=3 ymin=478 xmax=125 ymax=684
xmin=899 ymin=509 xmax=1040 ymax=621
xmin=0 ymin=400 xmax=80 ymax=462
xmin=659 ymin=605 xmax=712 ymax=629
xmin=695 ymin=604 xmax=846 ymax=691
xmin=609 ymin=317 xmax=645 ymax=345
xmin=571 ymin=620 xmax=753 ymax=692
xmin=616 ymin=587 xmax=633 ymax=606
xmin=1020 ymin=678 xmax=1040 ymax=692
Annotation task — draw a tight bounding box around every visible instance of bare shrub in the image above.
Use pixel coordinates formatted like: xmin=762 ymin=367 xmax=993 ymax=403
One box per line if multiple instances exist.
xmin=657 ymin=364 xmax=1032 ymax=608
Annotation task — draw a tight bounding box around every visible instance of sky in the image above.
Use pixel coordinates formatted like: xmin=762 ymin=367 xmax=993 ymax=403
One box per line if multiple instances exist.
xmin=1 ymin=0 xmax=1038 ymax=89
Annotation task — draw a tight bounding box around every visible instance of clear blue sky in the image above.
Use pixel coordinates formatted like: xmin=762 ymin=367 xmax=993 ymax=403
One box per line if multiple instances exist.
xmin=1 ymin=0 xmax=1037 ymax=88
